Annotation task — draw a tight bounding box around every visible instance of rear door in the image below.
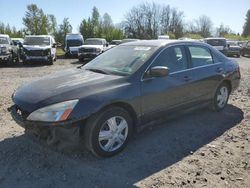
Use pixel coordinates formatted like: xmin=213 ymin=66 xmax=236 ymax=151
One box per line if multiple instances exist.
xmin=185 ymin=45 xmax=224 ymax=102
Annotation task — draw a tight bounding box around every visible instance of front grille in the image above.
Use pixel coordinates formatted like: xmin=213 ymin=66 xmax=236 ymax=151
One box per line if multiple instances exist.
xmin=79 ymin=48 xmax=95 ymax=53
xmin=26 ymin=50 xmax=46 ymax=56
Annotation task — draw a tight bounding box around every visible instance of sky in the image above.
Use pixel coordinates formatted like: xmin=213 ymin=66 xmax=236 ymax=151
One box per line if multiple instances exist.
xmin=0 ymin=0 xmax=249 ymax=34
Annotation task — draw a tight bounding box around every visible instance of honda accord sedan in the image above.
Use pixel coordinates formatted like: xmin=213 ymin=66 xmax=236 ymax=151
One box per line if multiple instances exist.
xmin=9 ymin=40 xmax=240 ymax=157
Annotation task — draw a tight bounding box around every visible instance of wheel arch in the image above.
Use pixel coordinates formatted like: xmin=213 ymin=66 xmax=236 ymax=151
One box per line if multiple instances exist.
xmin=98 ymin=102 xmax=139 ymax=132
xmin=221 ymin=79 xmax=232 ymax=93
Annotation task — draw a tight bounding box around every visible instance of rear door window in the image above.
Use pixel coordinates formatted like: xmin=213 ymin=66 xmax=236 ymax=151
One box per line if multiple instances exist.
xmin=188 ymin=46 xmax=213 ymax=68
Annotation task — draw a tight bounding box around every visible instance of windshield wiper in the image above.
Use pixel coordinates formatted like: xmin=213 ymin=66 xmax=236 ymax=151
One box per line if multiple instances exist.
xmin=86 ymin=68 xmax=110 ymax=75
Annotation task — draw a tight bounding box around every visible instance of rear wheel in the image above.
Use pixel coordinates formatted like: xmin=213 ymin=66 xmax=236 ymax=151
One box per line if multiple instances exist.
xmin=212 ymin=83 xmax=230 ymax=111
xmin=84 ymin=107 xmax=133 ymax=157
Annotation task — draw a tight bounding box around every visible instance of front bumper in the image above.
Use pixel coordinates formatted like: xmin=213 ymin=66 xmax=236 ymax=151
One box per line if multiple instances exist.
xmin=9 ymin=105 xmax=81 ymax=128
xmin=0 ymin=54 xmax=11 ymax=62
xmin=78 ymin=52 xmax=100 ymax=60
xmin=227 ymin=50 xmax=240 ymax=56
xmin=23 ymin=55 xmax=52 ymax=62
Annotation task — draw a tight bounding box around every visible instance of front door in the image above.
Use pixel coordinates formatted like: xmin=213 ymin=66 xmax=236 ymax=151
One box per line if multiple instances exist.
xmin=140 ymin=45 xmax=194 ymax=122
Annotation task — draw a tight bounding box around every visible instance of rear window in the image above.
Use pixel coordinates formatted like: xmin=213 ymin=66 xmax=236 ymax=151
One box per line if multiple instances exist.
xmin=206 ymin=39 xmax=226 ymax=46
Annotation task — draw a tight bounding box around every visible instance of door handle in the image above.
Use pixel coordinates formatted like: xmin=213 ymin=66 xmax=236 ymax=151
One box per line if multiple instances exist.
xmin=216 ymin=67 xmax=223 ymax=73
xmin=183 ymin=76 xmax=192 ymax=82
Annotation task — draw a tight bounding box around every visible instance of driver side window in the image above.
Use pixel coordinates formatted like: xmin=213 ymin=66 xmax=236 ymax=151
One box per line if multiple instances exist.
xmin=152 ymin=46 xmax=188 ymax=73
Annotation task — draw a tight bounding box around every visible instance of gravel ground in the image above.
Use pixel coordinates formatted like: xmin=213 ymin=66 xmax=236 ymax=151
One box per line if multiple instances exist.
xmin=0 ymin=57 xmax=249 ymax=188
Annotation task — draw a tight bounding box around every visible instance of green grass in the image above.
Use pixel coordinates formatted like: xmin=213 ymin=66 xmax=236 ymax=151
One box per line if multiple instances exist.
xmin=56 ymin=48 xmax=65 ymax=57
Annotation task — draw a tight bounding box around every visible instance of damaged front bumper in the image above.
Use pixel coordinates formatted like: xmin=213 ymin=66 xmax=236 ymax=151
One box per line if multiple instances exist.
xmin=8 ymin=105 xmax=84 ymax=150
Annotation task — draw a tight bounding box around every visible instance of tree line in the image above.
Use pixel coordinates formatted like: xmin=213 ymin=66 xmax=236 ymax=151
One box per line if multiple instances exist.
xmin=0 ymin=3 xmax=250 ymax=43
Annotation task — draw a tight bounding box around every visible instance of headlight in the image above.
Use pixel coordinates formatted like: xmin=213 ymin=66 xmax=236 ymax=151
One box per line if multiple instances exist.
xmin=96 ymin=48 xmax=101 ymax=53
xmin=46 ymin=49 xmax=51 ymax=55
xmin=27 ymin=99 xmax=79 ymax=122
xmin=1 ymin=47 xmax=7 ymax=53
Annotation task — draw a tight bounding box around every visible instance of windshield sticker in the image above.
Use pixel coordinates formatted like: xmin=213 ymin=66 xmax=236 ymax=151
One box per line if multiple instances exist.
xmin=134 ymin=47 xmax=151 ymax=51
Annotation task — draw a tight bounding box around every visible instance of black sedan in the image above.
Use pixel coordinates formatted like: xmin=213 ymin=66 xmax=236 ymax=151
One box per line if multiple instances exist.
xmin=9 ymin=40 xmax=241 ymax=157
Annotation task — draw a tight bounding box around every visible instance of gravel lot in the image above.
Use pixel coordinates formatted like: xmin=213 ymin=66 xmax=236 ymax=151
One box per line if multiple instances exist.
xmin=0 ymin=57 xmax=250 ymax=188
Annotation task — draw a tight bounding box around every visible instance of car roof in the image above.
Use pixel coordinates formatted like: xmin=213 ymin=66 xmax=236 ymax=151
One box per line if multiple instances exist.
xmin=86 ymin=38 xmax=106 ymax=41
xmin=25 ymin=35 xmax=52 ymax=38
xmin=0 ymin=34 xmax=10 ymax=38
xmin=205 ymin=37 xmax=226 ymax=40
xmin=120 ymin=39 xmax=206 ymax=47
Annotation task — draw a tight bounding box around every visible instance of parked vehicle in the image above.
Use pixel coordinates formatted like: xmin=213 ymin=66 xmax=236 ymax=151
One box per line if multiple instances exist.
xmin=22 ymin=35 xmax=56 ymax=65
xmin=78 ymin=38 xmax=109 ymax=62
xmin=11 ymin=38 xmax=24 ymax=45
xmin=10 ymin=40 xmax=240 ymax=157
xmin=240 ymin=41 xmax=250 ymax=57
xmin=11 ymin=38 xmax=24 ymax=60
xmin=109 ymin=40 xmax=122 ymax=48
xmin=64 ymin=34 xmax=84 ymax=57
xmin=121 ymin=39 xmax=140 ymax=44
xmin=0 ymin=34 xmax=19 ymax=64
xmin=226 ymin=40 xmax=241 ymax=58
xmin=204 ymin=38 xmax=228 ymax=55
xmin=158 ymin=35 xmax=170 ymax=40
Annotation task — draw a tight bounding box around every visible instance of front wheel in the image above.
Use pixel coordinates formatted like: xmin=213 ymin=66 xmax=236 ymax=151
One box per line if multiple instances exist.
xmin=212 ymin=83 xmax=230 ymax=111
xmin=84 ymin=107 xmax=133 ymax=157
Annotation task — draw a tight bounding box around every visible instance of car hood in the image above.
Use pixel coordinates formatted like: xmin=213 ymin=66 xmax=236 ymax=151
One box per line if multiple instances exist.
xmin=23 ymin=45 xmax=51 ymax=50
xmin=13 ymin=68 xmax=125 ymax=112
xmin=80 ymin=45 xmax=103 ymax=49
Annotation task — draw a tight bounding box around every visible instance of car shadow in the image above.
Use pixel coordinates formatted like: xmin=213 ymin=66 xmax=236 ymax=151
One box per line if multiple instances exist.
xmin=0 ymin=62 xmax=51 ymax=68
xmin=0 ymin=105 xmax=244 ymax=187
xmin=71 ymin=60 xmax=90 ymax=65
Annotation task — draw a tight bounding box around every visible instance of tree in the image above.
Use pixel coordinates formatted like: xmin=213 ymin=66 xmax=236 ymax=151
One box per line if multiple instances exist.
xmin=23 ymin=4 xmax=47 ymax=34
xmin=92 ymin=6 xmax=101 ymax=37
xmin=189 ymin=15 xmax=213 ymax=38
xmin=242 ymin=9 xmax=250 ymax=37
xmin=216 ymin=24 xmax=232 ymax=37
xmin=55 ymin=18 xmax=72 ymax=45
xmin=124 ymin=2 xmax=184 ymax=39
xmin=48 ymin=14 xmax=57 ymax=35
xmin=0 ymin=22 xmax=24 ymax=37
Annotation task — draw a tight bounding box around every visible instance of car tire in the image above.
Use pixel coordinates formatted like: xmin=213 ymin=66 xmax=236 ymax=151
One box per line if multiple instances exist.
xmin=241 ymin=51 xmax=245 ymax=57
xmin=48 ymin=59 xmax=53 ymax=65
xmin=79 ymin=58 xmax=84 ymax=62
xmin=84 ymin=106 xmax=133 ymax=157
xmin=212 ymin=83 xmax=230 ymax=111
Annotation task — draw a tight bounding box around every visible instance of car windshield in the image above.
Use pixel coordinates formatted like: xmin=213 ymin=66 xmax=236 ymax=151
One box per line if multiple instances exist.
xmin=206 ymin=39 xmax=226 ymax=46
xmin=0 ymin=37 xmax=9 ymax=44
xmin=23 ymin=37 xmax=50 ymax=46
xmin=83 ymin=45 xmax=157 ymax=76
xmin=84 ymin=39 xmax=103 ymax=45
xmin=67 ymin=39 xmax=83 ymax=47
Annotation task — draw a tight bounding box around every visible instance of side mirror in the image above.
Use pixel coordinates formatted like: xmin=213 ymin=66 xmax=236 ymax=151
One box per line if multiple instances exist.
xmin=105 ymin=43 xmax=109 ymax=47
xmin=147 ymin=66 xmax=169 ymax=78
xmin=227 ymin=44 xmax=230 ymax=48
